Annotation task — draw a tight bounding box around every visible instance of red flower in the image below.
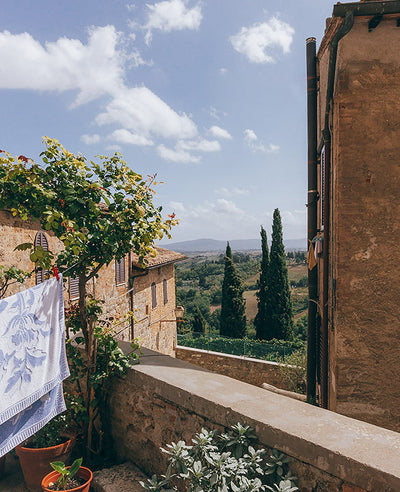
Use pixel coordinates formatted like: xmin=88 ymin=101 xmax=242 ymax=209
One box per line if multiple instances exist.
xmin=18 ymin=155 xmax=28 ymax=163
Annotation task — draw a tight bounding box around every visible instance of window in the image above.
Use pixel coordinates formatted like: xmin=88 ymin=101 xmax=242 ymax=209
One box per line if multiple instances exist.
xmin=163 ymin=279 xmax=168 ymax=305
xmin=151 ymin=282 xmax=157 ymax=308
xmin=34 ymin=231 xmax=49 ymax=284
xmin=115 ymin=257 xmax=125 ymax=285
xmin=69 ymin=277 xmax=79 ymax=301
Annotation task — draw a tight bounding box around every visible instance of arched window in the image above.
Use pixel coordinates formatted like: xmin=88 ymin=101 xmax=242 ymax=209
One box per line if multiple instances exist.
xmin=151 ymin=282 xmax=157 ymax=309
xmin=163 ymin=279 xmax=168 ymax=305
xmin=34 ymin=231 xmax=49 ymax=285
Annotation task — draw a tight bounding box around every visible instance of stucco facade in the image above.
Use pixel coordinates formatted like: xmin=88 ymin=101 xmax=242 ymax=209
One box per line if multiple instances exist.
xmin=310 ymin=0 xmax=400 ymax=431
xmin=0 ymin=209 xmax=184 ymax=356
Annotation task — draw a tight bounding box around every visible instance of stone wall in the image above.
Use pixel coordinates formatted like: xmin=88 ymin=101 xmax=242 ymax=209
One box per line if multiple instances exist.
xmin=109 ymin=347 xmax=400 ymax=492
xmin=317 ymin=14 xmax=400 ymax=431
xmin=0 ymin=210 xmax=177 ymax=355
xmin=175 ymin=346 xmax=288 ymax=389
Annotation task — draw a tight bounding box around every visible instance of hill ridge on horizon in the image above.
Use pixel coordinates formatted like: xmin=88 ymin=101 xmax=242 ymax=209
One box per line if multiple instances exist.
xmin=160 ymin=237 xmax=307 ymax=253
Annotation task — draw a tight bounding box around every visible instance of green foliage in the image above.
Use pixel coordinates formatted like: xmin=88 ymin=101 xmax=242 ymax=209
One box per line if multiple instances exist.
xmin=140 ymin=423 xmax=297 ymax=492
xmin=50 ymin=458 xmax=83 ymax=490
xmin=192 ymin=306 xmax=206 ymax=334
xmin=264 ymin=209 xmax=293 ymax=341
xmin=293 ymin=315 xmax=307 ymax=343
xmin=278 ymin=350 xmax=307 ymax=394
xmin=254 ymin=226 xmax=269 ymax=340
xmin=178 ymin=334 xmax=304 ymax=363
xmin=290 ymin=276 xmax=307 ymax=288
xmin=0 ymin=265 xmax=31 ymax=299
xmin=0 ymin=139 xmax=175 ymax=461
xmin=220 ymin=243 xmax=247 ymax=339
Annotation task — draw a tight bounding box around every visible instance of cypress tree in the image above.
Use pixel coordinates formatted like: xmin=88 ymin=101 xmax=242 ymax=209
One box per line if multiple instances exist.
xmin=264 ymin=209 xmax=293 ymax=340
xmin=220 ymin=242 xmax=247 ymax=338
xmin=192 ymin=306 xmax=206 ymax=334
xmin=254 ymin=226 xmax=269 ymax=340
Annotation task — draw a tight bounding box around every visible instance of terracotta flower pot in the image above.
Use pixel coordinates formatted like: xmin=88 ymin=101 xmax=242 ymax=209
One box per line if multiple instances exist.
xmin=16 ymin=437 xmax=75 ymax=492
xmin=41 ymin=466 xmax=93 ymax=492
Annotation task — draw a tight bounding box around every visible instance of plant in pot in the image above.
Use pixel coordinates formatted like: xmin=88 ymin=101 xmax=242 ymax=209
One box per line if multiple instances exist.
xmin=16 ymin=392 xmax=86 ymax=492
xmin=41 ymin=458 xmax=93 ymax=492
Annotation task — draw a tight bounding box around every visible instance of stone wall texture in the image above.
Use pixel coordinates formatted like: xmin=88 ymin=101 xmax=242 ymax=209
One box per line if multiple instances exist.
xmin=175 ymin=346 xmax=288 ymax=389
xmin=317 ymin=14 xmax=400 ymax=431
xmin=0 ymin=210 xmax=177 ymax=355
xmin=109 ymin=349 xmax=400 ymax=492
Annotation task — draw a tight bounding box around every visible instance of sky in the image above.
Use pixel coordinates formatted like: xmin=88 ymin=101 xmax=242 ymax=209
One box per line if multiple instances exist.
xmin=0 ymin=0 xmax=339 ymax=244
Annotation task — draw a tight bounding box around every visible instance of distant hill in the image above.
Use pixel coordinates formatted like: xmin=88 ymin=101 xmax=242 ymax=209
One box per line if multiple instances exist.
xmin=160 ymin=238 xmax=307 ymax=253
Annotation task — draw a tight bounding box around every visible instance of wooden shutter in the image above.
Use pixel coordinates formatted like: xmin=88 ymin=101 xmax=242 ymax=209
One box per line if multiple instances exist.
xmin=320 ymin=145 xmax=326 ymax=231
xmin=69 ymin=277 xmax=79 ymax=301
xmin=115 ymin=257 xmax=125 ymax=285
xmin=34 ymin=231 xmax=49 ymax=285
xmin=163 ymin=279 xmax=168 ymax=305
xmin=151 ymin=282 xmax=157 ymax=308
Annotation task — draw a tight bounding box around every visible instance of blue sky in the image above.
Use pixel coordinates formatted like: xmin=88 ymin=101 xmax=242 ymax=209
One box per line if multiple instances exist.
xmin=1 ymin=0 xmax=337 ymax=243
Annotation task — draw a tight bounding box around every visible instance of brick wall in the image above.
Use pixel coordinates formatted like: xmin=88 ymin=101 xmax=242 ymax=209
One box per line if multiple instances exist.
xmin=109 ymin=347 xmax=400 ymax=492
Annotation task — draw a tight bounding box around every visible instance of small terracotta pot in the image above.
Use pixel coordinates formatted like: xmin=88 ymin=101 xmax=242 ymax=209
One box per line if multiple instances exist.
xmin=41 ymin=466 xmax=93 ymax=492
xmin=16 ymin=437 xmax=75 ymax=492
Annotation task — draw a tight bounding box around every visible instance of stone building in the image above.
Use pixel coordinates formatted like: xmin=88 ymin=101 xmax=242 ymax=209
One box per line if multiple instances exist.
xmin=306 ymin=0 xmax=400 ymax=431
xmin=0 ymin=209 xmax=185 ymax=356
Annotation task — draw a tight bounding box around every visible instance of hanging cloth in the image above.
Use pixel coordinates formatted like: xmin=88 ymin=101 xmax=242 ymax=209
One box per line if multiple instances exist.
xmin=0 ymin=275 xmax=70 ymax=457
xmin=307 ymin=241 xmax=317 ymax=270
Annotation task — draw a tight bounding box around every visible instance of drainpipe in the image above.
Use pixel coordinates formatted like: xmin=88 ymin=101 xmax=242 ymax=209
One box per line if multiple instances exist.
xmin=306 ymin=37 xmax=318 ymax=405
xmin=319 ymin=11 xmax=354 ymax=409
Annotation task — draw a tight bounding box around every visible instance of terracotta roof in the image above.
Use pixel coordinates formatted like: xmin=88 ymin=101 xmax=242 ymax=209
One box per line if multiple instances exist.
xmin=131 ymin=246 xmax=186 ymax=270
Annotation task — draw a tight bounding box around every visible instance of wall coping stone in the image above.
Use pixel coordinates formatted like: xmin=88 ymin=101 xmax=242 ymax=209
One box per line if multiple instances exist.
xmin=176 ymin=344 xmax=282 ymax=366
xmin=123 ymin=346 xmax=400 ymax=491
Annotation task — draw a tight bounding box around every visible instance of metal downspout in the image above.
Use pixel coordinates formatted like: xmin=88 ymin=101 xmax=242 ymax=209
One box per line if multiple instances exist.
xmin=306 ymin=37 xmax=318 ymax=404
xmin=319 ymin=11 xmax=354 ymax=408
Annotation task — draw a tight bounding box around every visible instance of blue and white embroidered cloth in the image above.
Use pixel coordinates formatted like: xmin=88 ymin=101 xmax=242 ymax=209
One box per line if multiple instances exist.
xmin=0 ymin=275 xmax=70 ymax=456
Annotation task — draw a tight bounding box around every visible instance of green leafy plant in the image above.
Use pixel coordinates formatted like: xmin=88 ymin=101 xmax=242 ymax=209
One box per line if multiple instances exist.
xmin=0 ymin=139 xmax=177 ymax=461
xmin=140 ymin=423 xmax=298 ymax=492
xmin=277 ymin=350 xmax=307 ymax=395
xmin=0 ymin=265 xmax=31 ymax=299
xmin=49 ymin=458 xmax=83 ymax=490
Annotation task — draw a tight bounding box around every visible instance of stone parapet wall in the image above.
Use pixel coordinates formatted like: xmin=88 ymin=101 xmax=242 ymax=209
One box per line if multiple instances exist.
xmin=109 ymin=347 xmax=400 ymax=492
xmin=175 ymin=346 xmax=287 ymax=389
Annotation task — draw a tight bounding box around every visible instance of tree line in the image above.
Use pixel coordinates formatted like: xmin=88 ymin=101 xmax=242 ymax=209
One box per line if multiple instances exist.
xmin=219 ymin=208 xmax=293 ymax=341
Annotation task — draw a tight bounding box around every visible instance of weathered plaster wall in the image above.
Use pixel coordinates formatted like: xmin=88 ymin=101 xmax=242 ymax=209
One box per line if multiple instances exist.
xmin=109 ymin=348 xmax=400 ymax=492
xmin=328 ymin=14 xmax=400 ymax=430
xmin=175 ymin=346 xmax=288 ymax=389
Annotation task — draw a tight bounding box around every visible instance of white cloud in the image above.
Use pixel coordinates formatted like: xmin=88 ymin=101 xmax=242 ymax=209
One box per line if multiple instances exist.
xmin=109 ymin=129 xmax=154 ymax=146
xmin=96 ymin=86 xmax=198 ymax=141
xmin=209 ymin=125 xmax=232 ymax=140
xmin=177 ymin=138 xmax=221 ymax=152
xmin=244 ymin=129 xmax=258 ymax=143
xmin=0 ymin=26 xmax=126 ymax=106
xmin=157 ymin=144 xmax=200 ymax=163
xmin=215 ymin=187 xmax=248 ymax=197
xmin=168 ymin=201 xmax=186 ymax=213
xmin=266 ymin=143 xmax=280 ymax=153
xmin=243 ymin=129 xmax=279 ymax=154
xmin=230 ymin=17 xmax=294 ymax=64
xmin=144 ymin=0 xmax=202 ymax=45
xmin=81 ymin=134 xmax=101 ymax=145
xmin=105 ymin=144 xmax=123 ymax=152
xmin=220 ymin=67 xmax=228 ymax=75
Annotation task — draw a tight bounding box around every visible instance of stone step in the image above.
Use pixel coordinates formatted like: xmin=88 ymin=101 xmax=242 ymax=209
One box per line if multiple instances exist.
xmin=92 ymin=462 xmax=149 ymax=492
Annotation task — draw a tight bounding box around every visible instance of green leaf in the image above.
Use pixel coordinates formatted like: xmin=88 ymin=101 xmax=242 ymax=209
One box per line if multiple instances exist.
xmin=68 ymin=457 xmax=83 ymax=479
xmin=50 ymin=462 xmax=66 ymax=474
